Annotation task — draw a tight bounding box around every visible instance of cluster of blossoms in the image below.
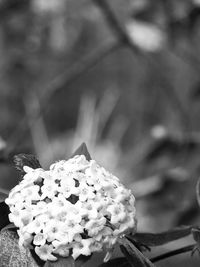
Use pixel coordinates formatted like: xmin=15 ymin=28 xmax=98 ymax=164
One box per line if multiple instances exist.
xmin=5 ymin=155 xmax=136 ymax=262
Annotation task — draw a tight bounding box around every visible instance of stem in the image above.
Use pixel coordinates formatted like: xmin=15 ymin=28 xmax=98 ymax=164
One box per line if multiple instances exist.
xmin=150 ymin=244 xmax=195 ymax=263
xmin=94 ymin=0 xmax=140 ymax=54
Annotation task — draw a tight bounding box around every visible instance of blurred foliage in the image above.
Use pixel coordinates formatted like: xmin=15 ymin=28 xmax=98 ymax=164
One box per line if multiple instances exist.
xmin=1 ymin=0 xmax=200 ymax=265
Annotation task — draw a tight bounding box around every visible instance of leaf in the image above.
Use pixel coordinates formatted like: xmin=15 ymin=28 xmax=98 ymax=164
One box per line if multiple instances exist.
xmin=0 ymin=229 xmax=38 ymax=266
xmin=71 ymin=143 xmax=92 ymax=161
xmin=44 ymin=255 xmax=90 ymax=267
xmin=119 ymin=237 xmax=155 ymax=267
xmin=0 ymin=202 xmax=10 ymax=231
xmin=144 ymin=137 xmax=179 ymax=162
xmin=192 ymin=228 xmax=200 ymax=244
xmin=76 ymin=254 xmax=92 ymax=266
xmin=98 ymin=257 xmax=130 ymax=267
xmin=1 ymin=223 xmax=16 ymax=232
xmin=129 ymin=226 xmax=192 ymax=247
xmin=191 ymin=229 xmax=200 ymax=257
xmin=45 ymin=256 xmax=75 ymax=267
xmin=13 ymin=154 xmax=42 ymax=175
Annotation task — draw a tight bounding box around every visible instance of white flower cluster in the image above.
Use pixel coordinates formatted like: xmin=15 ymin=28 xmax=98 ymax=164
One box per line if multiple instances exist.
xmin=5 ymin=155 xmax=136 ymax=262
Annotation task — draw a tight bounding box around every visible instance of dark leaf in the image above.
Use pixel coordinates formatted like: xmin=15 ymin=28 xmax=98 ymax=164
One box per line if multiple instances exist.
xmin=144 ymin=137 xmax=180 ymax=162
xmin=192 ymin=228 xmax=200 ymax=244
xmin=0 ymin=229 xmax=38 ymax=266
xmin=13 ymin=154 xmax=42 ymax=175
xmin=119 ymin=237 xmax=155 ymax=267
xmin=98 ymin=257 xmax=130 ymax=267
xmin=71 ymin=143 xmax=92 ymax=161
xmin=1 ymin=223 xmax=16 ymax=232
xmin=45 ymin=255 xmax=89 ymax=267
xmin=145 ymin=132 xmax=200 ymax=163
xmin=0 ymin=202 xmax=10 ymax=231
xmin=45 ymin=256 xmax=75 ymax=267
xmin=76 ymin=254 xmax=92 ymax=266
xmin=191 ymin=229 xmax=200 ymax=257
xmin=30 ymin=249 xmax=45 ymax=267
xmin=129 ymin=226 xmax=192 ymax=247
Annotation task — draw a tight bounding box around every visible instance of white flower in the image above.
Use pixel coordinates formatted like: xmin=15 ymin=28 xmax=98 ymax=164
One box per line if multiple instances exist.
xmin=50 ymin=194 xmax=70 ymax=209
xmin=89 ymin=240 xmax=103 ymax=253
xmin=113 ymin=212 xmax=136 ymax=236
xmin=33 ymin=233 xmax=47 ymax=246
xmin=23 ymin=167 xmax=44 ymax=184
xmin=5 ymin=192 xmax=23 ymax=207
xmin=107 ymin=203 xmax=127 ymax=224
xmin=56 ymin=210 xmax=68 ymax=222
xmin=23 ymin=166 xmax=34 ymax=173
xmin=31 ymin=201 xmax=48 ymax=217
xmin=79 ymin=201 xmax=98 ymax=220
xmin=9 ymin=209 xmax=33 ymax=228
xmin=53 ymin=244 xmax=70 ymax=257
xmin=43 ymin=220 xmax=67 ymax=243
xmin=50 ymin=160 xmax=65 ymax=171
xmin=78 ymin=181 xmax=95 ymax=202
xmin=94 ymin=227 xmax=113 ymax=242
xmin=72 ymin=238 xmax=94 ymax=260
xmin=18 ymin=229 xmax=33 ymax=247
xmin=85 ymin=217 xmax=107 ymax=236
xmin=35 ymin=244 xmax=57 ymax=262
xmin=24 ymin=216 xmax=46 ymax=234
xmin=59 ymin=177 xmax=79 ymax=198
xmin=6 ymin=154 xmax=136 ymax=262
xmin=63 ymin=217 xmax=84 ymax=242
xmin=21 ymin=185 xmax=41 ymax=201
xmin=40 ymin=181 xmax=59 ymax=200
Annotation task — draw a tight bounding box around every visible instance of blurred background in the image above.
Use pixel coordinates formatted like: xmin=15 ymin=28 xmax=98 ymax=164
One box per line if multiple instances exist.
xmin=1 ymin=0 xmax=200 ymax=266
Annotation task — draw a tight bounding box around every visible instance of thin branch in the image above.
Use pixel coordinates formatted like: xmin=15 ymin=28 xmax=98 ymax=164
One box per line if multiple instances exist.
xmin=150 ymin=244 xmax=195 ymax=263
xmin=93 ymin=0 xmax=140 ymax=55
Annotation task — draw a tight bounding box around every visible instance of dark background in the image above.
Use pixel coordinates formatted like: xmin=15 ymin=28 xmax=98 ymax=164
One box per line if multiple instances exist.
xmin=1 ymin=0 xmax=200 ymax=266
